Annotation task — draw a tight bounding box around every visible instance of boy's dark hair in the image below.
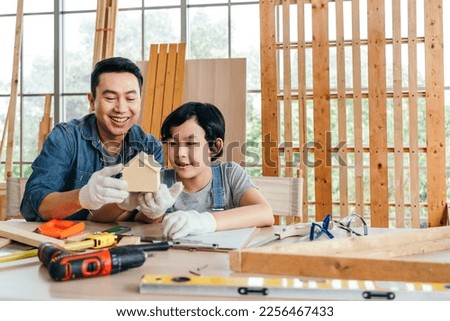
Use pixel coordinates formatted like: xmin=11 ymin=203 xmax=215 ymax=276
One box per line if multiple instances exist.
xmin=161 ymin=101 xmax=225 ymax=161
xmin=90 ymin=57 xmax=144 ymax=98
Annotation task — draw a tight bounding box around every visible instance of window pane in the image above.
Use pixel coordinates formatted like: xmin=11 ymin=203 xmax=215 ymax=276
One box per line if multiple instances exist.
xmin=116 ymin=10 xmax=142 ymax=62
xmin=188 ymin=0 xmax=227 ymax=4
xmin=24 ymin=0 xmax=53 ymax=13
xmin=22 ymin=96 xmax=44 ymax=162
xmin=188 ymin=6 xmax=228 ymax=59
xmin=145 ymin=0 xmax=181 ymax=6
xmin=22 ymin=14 xmax=54 ymax=94
xmin=119 ymin=0 xmax=142 ymax=9
xmin=63 ymin=0 xmax=96 ymax=11
xmin=0 ymin=17 xmax=15 ymax=94
xmin=144 ymin=8 xmax=180 ymax=56
xmin=63 ymin=95 xmax=89 ymax=122
xmin=231 ymin=4 xmax=260 ymax=89
xmin=0 ymin=0 xmax=18 ymax=14
xmin=62 ymin=12 xmax=95 ymax=93
xmin=0 ymin=97 xmax=8 ymax=159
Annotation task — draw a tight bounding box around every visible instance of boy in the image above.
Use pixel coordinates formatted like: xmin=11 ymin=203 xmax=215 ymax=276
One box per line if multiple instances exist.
xmin=136 ymin=101 xmax=274 ymax=239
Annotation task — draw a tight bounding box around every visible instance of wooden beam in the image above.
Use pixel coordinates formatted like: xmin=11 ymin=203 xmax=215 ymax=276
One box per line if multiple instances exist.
xmin=230 ymin=225 xmax=450 ymax=283
xmin=367 ymin=0 xmax=388 ymax=227
xmin=312 ymin=0 xmax=332 ymax=220
xmin=3 ymin=0 xmax=24 ymax=180
xmin=38 ymin=94 xmax=52 ymax=153
xmin=260 ymin=0 xmax=279 ymax=176
xmin=424 ymin=0 xmax=446 ymax=227
xmin=0 ymin=222 xmax=64 ymax=247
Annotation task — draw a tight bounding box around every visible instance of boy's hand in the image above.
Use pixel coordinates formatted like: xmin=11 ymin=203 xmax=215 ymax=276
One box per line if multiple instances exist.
xmin=79 ymin=164 xmax=129 ymax=210
xmin=117 ymin=192 xmax=141 ymax=211
xmin=138 ymin=182 xmax=184 ymax=219
xmin=162 ymin=210 xmax=216 ymax=239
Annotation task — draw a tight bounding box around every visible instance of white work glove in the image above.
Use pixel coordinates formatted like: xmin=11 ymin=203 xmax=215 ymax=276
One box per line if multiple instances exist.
xmin=162 ymin=210 xmax=216 ymax=239
xmin=79 ymin=164 xmax=129 ymax=210
xmin=117 ymin=192 xmax=140 ymax=211
xmin=138 ymin=182 xmax=184 ymax=219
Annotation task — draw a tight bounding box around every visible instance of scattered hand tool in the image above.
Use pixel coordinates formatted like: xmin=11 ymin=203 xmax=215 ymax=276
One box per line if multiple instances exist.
xmin=36 ymin=219 xmax=85 ymax=239
xmin=0 ymin=232 xmax=118 ymax=264
xmin=247 ymin=223 xmax=311 ymax=248
xmin=38 ymin=241 xmax=170 ymax=281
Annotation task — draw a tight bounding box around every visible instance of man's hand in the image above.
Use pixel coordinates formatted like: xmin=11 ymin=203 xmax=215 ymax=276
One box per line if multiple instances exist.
xmin=79 ymin=164 xmax=129 ymax=210
xmin=138 ymin=182 xmax=184 ymax=219
xmin=162 ymin=210 xmax=216 ymax=239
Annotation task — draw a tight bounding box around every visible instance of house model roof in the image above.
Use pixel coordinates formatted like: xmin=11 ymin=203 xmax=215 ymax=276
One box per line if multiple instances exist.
xmin=129 ymin=151 xmax=162 ymax=172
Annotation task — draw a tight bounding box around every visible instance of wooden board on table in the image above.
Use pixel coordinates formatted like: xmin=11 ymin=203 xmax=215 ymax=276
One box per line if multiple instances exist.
xmin=0 ymin=222 xmax=64 ymax=247
xmin=229 ymin=225 xmax=450 ymax=283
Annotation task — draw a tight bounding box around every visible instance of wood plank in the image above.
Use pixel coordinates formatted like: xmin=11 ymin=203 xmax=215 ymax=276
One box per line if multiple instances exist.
xmin=296 ymin=0 xmax=308 ymax=221
xmin=161 ymin=43 xmax=178 ymax=124
xmin=149 ymin=44 xmax=168 ymax=136
xmin=38 ymin=94 xmax=52 ymax=153
xmin=424 ymin=0 xmax=446 ymax=227
xmin=282 ymin=0 xmax=293 ymax=177
xmin=229 ymin=225 xmax=450 ymax=283
xmin=0 ymin=237 xmax=10 ymax=248
xmin=4 ymin=0 xmax=24 ymax=180
xmin=141 ymin=44 xmax=159 ymax=134
xmin=0 ymin=222 xmax=65 ymax=247
xmin=172 ymin=43 xmax=186 ymax=110
xmin=183 ymin=59 xmax=246 ymax=165
xmin=93 ymin=0 xmax=106 ymax=66
xmin=367 ymin=0 xmax=388 ymax=227
xmin=312 ymin=0 xmax=331 ymax=220
xmin=392 ymin=0 xmax=404 ymax=227
xmin=260 ymin=0 xmax=280 ymax=176
xmin=106 ymin=0 xmax=117 ymax=58
xmin=230 ymin=251 xmax=450 ymax=283
xmin=336 ymin=0 xmax=348 ymax=218
xmin=408 ymin=0 xmax=420 ymax=228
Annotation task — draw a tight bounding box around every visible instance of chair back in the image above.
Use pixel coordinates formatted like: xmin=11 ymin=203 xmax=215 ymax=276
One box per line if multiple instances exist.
xmin=250 ymin=175 xmax=303 ymax=225
xmin=6 ymin=172 xmax=27 ymax=219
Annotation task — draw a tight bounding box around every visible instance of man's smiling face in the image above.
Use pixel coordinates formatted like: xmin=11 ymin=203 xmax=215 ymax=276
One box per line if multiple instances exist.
xmin=88 ymin=71 xmax=141 ymax=144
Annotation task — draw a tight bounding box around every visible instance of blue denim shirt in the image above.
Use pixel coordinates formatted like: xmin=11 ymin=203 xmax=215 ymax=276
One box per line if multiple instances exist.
xmin=20 ymin=113 xmax=163 ymax=221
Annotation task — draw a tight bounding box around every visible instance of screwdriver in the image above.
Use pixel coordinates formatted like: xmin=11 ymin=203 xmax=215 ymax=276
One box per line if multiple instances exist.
xmin=38 ymin=241 xmax=170 ymax=281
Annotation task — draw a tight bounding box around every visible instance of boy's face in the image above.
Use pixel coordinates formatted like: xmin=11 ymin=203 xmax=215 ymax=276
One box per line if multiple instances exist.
xmin=166 ymin=118 xmax=212 ymax=182
xmin=87 ymin=72 xmax=141 ymax=144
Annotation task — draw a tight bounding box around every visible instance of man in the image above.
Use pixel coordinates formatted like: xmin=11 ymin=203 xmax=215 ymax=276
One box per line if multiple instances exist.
xmin=21 ymin=57 xmax=165 ymax=222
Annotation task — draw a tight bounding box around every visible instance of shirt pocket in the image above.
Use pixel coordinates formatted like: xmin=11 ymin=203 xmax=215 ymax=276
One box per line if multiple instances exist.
xmin=73 ymin=170 xmax=92 ymax=189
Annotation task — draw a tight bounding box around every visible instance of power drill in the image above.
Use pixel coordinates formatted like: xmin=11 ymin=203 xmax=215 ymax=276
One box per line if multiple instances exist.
xmin=38 ymin=241 xmax=170 ymax=281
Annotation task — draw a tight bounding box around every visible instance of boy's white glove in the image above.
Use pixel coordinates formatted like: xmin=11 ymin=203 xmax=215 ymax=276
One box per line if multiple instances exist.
xmin=162 ymin=210 xmax=216 ymax=239
xmin=79 ymin=164 xmax=129 ymax=210
xmin=138 ymin=182 xmax=184 ymax=219
xmin=117 ymin=192 xmax=140 ymax=211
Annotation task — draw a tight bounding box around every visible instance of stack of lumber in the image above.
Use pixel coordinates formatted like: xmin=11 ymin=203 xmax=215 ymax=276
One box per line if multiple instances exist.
xmin=92 ymin=0 xmax=118 ymax=66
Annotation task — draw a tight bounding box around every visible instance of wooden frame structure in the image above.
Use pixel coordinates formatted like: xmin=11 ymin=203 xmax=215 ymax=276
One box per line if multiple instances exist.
xmin=259 ymin=0 xmax=446 ymax=227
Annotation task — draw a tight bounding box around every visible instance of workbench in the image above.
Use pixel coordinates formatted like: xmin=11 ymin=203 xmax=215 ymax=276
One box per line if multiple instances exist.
xmin=1 ymin=220 xmax=450 ymax=301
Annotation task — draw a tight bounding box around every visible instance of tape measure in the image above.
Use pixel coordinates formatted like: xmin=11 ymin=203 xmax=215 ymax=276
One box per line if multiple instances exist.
xmin=139 ymin=274 xmax=450 ymax=300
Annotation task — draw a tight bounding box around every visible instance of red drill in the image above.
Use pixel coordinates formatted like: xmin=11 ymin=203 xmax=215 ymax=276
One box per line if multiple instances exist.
xmin=38 ymin=242 xmax=169 ymax=281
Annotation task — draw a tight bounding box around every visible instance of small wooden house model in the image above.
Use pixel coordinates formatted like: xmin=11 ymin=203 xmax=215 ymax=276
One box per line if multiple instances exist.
xmin=122 ymin=151 xmax=161 ymax=192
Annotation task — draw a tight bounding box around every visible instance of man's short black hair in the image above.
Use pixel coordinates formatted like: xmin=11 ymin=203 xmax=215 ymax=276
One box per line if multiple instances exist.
xmin=161 ymin=101 xmax=225 ymax=161
xmin=90 ymin=57 xmax=144 ymax=98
